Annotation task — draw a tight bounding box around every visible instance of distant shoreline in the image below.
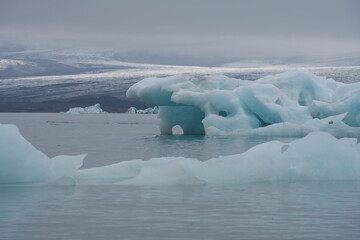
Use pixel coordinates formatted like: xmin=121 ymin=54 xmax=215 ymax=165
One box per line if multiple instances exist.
xmin=0 ymin=95 xmax=149 ymax=113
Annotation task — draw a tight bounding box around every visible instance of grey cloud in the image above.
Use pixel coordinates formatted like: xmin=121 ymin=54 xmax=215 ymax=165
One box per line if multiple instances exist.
xmin=0 ymin=0 xmax=359 ymax=61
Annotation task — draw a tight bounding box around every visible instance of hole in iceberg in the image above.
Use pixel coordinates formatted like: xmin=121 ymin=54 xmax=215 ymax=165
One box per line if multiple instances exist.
xmin=218 ymin=110 xmax=228 ymax=117
xmin=159 ymin=106 xmax=205 ymax=135
xmin=172 ymin=125 xmax=184 ymax=135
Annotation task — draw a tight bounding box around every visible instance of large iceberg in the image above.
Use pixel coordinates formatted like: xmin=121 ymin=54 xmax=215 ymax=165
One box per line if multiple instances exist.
xmin=0 ymin=124 xmax=85 ymax=184
xmin=62 ymin=103 xmax=107 ymax=114
xmin=126 ymin=71 xmax=360 ymax=137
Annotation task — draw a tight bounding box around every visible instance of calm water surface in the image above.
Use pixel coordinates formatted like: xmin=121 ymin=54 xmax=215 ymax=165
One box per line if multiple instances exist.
xmin=0 ymin=113 xmax=359 ymax=240
xmin=0 ymin=113 xmax=287 ymax=168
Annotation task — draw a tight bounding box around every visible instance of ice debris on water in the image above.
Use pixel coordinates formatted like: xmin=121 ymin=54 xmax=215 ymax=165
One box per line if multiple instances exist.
xmin=127 ymin=71 xmax=360 ymax=137
xmin=126 ymin=106 xmax=159 ymax=114
xmin=61 ymin=103 xmax=107 ymax=114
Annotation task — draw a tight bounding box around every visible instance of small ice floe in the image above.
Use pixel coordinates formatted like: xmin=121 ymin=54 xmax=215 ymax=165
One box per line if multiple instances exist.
xmin=126 ymin=106 xmax=159 ymax=114
xmin=61 ymin=103 xmax=107 ymax=114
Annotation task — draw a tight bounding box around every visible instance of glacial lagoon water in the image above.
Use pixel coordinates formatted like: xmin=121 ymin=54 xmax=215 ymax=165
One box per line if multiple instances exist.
xmin=1 ymin=113 xmax=360 ymax=239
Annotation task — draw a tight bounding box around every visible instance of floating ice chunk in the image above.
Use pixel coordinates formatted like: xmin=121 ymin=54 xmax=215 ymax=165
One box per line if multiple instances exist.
xmin=127 ymin=71 xmax=360 ymax=137
xmin=77 ymin=132 xmax=360 ymax=185
xmin=0 ymin=124 xmax=85 ymax=184
xmin=126 ymin=107 xmax=137 ymax=114
xmin=76 ymin=159 xmax=144 ymax=184
xmin=2 ymin=125 xmax=360 ymax=185
xmin=61 ymin=103 xmax=107 ymax=114
xmin=126 ymin=106 xmax=159 ymax=114
xmin=118 ymin=158 xmax=206 ymax=186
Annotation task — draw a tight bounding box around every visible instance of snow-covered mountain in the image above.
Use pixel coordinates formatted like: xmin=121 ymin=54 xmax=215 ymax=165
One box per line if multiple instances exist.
xmin=1 ymin=48 xmax=360 ymax=103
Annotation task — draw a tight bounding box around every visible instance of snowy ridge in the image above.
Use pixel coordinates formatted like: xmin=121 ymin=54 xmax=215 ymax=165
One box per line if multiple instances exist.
xmin=1 ymin=48 xmax=360 ymax=102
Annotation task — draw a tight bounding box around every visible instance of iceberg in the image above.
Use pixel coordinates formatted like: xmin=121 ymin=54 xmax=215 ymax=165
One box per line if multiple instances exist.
xmin=1 ymin=123 xmax=360 ymax=185
xmin=126 ymin=106 xmax=159 ymax=114
xmin=61 ymin=103 xmax=107 ymax=114
xmin=126 ymin=71 xmax=360 ymax=137
xmin=77 ymin=132 xmax=360 ymax=185
xmin=0 ymin=124 xmax=85 ymax=184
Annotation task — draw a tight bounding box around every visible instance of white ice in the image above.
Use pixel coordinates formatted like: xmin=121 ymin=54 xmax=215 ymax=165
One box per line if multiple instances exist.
xmin=0 ymin=124 xmax=85 ymax=184
xmin=127 ymin=71 xmax=360 ymax=137
xmin=77 ymin=131 xmax=360 ymax=185
xmin=1 ymin=123 xmax=360 ymax=185
xmin=61 ymin=103 xmax=107 ymax=114
xmin=126 ymin=106 xmax=159 ymax=114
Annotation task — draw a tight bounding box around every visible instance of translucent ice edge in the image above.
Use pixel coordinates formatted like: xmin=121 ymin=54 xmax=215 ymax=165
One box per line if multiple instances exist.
xmin=0 ymin=124 xmax=85 ymax=185
xmin=1 ymin=123 xmax=360 ymax=186
xmin=127 ymin=71 xmax=360 ymax=138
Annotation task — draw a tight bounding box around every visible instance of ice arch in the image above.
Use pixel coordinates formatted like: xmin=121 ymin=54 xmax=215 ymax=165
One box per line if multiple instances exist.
xmin=160 ymin=106 xmax=205 ymax=135
xmin=126 ymin=71 xmax=360 ymax=137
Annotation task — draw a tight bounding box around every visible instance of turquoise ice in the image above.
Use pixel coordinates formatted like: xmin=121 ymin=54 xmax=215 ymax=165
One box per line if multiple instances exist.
xmin=127 ymin=71 xmax=360 ymax=137
xmin=0 ymin=124 xmax=85 ymax=184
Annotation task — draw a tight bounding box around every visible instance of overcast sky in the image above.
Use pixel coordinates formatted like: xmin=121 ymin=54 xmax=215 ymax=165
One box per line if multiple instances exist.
xmin=1 ymin=0 xmax=359 ymax=62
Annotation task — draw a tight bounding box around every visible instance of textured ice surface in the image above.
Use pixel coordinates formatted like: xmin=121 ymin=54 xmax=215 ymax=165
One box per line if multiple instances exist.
xmin=62 ymin=103 xmax=107 ymax=114
xmin=77 ymin=132 xmax=360 ymax=185
xmin=0 ymin=124 xmax=85 ymax=184
xmin=127 ymin=71 xmax=360 ymax=137
xmin=2 ymin=122 xmax=360 ymax=185
xmin=126 ymin=106 xmax=159 ymax=114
